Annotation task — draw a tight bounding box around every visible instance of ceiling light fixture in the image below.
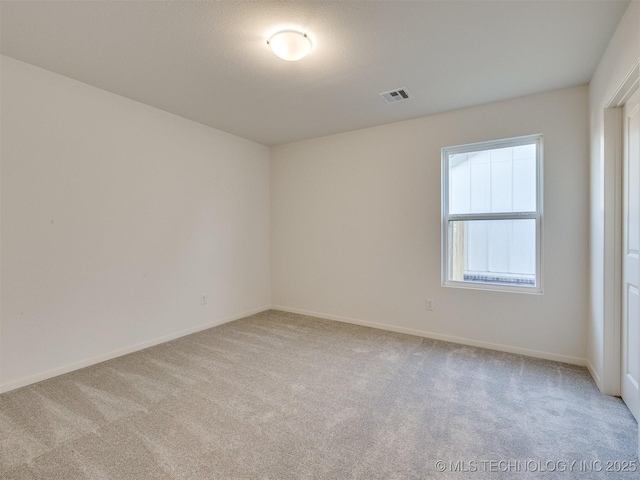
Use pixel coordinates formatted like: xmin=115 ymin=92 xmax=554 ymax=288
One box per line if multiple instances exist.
xmin=267 ymin=31 xmax=312 ymax=61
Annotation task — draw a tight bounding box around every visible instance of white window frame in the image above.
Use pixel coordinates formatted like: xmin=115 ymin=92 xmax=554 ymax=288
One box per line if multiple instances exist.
xmin=441 ymin=134 xmax=544 ymax=294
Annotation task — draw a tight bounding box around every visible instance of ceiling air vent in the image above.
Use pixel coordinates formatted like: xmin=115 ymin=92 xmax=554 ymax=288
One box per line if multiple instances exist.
xmin=379 ymin=88 xmax=412 ymax=104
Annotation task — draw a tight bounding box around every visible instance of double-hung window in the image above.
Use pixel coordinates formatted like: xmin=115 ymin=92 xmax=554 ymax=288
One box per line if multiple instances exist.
xmin=441 ymin=134 xmax=543 ymax=293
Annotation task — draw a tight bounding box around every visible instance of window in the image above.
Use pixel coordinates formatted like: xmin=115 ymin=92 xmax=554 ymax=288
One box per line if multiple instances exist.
xmin=441 ymin=134 xmax=543 ymax=293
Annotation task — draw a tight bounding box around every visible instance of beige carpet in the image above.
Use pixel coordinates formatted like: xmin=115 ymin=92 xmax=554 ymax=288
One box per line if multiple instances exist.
xmin=0 ymin=310 xmax=637 ymax=479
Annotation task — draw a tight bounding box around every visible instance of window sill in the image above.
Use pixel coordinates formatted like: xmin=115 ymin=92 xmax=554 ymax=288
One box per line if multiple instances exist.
xmin=442 ymin=280 xmax=543 ymax=295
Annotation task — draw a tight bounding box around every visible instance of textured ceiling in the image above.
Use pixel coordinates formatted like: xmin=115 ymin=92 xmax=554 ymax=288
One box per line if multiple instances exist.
xmin=0 ymin=0 xmax=631 ymax=146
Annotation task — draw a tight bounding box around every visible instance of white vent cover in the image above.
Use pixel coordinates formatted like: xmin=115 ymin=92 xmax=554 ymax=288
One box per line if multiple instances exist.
xmin=379 ymin=88 xmax=412 ymax=104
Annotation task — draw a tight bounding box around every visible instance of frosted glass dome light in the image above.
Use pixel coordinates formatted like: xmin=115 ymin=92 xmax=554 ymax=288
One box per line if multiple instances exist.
xmin=267 ymin=31 xmax=312 ymax=61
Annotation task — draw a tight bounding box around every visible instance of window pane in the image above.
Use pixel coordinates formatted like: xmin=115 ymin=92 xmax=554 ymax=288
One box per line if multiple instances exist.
xmin=448 ymin=144 xmax=536 ymax=214
xmin=448 ymin=219 xmax=536 ymax=287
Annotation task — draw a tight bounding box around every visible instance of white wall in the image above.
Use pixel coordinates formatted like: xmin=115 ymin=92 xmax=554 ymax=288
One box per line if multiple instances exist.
xmin=271 ymin=85 xmax=589 ymax=364
xmin=588 ymin=0 xmax=639 ymax=393
xmin=0 ymin=56 xmax=271 ymax=392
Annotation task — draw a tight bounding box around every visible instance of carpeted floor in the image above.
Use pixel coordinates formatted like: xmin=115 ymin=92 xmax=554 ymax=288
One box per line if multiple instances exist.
xmin=0 ymin=310 xmax=637 ymax=479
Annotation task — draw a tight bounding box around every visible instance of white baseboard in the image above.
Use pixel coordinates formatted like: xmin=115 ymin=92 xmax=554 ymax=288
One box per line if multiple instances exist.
xmin=0 ymin=305 xmax=271 ymax=394
xmin=586 ymin=360 xmax=603 ymax=391
xmin=1 ymin=304 xmax=589 ymax=394
xmin=271 ymin=305 xmax=588 ymax=367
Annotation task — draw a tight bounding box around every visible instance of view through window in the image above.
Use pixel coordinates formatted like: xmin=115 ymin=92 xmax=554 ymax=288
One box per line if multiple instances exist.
xmin=442 ymin=135 xmax=543 ymax=293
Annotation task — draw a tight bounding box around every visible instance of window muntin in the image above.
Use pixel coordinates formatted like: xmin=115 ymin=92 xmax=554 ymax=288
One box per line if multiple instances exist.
xmin=442 ymin=135 xmax=543 ymax=293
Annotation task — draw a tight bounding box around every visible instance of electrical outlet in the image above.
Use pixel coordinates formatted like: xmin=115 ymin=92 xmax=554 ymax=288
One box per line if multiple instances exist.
xmin=201 ymin=294 xmax=208 ymax=305
xmin=426 ymin=299 xmax=434 ymax=311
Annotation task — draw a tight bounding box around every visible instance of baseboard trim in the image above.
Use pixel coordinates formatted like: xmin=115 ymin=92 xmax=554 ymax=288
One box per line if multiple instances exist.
xmin=2 ymin=304 xmax=588 ymax=394
xmin=0 ymin=305 xmax=271 ymax=394
xmin=586 ymin=360 xmax=603 ymax=392
xmin=271 ymin=305 xmax=587 ymax=367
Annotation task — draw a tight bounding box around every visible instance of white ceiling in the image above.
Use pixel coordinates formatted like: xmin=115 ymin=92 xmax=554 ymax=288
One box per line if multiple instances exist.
xmin=0 ymin=0 xmax=630 ymax=146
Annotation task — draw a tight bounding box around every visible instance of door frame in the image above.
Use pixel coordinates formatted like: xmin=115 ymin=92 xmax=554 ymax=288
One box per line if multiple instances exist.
xmin=602 ymin=60 xmax=639 ymax=397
